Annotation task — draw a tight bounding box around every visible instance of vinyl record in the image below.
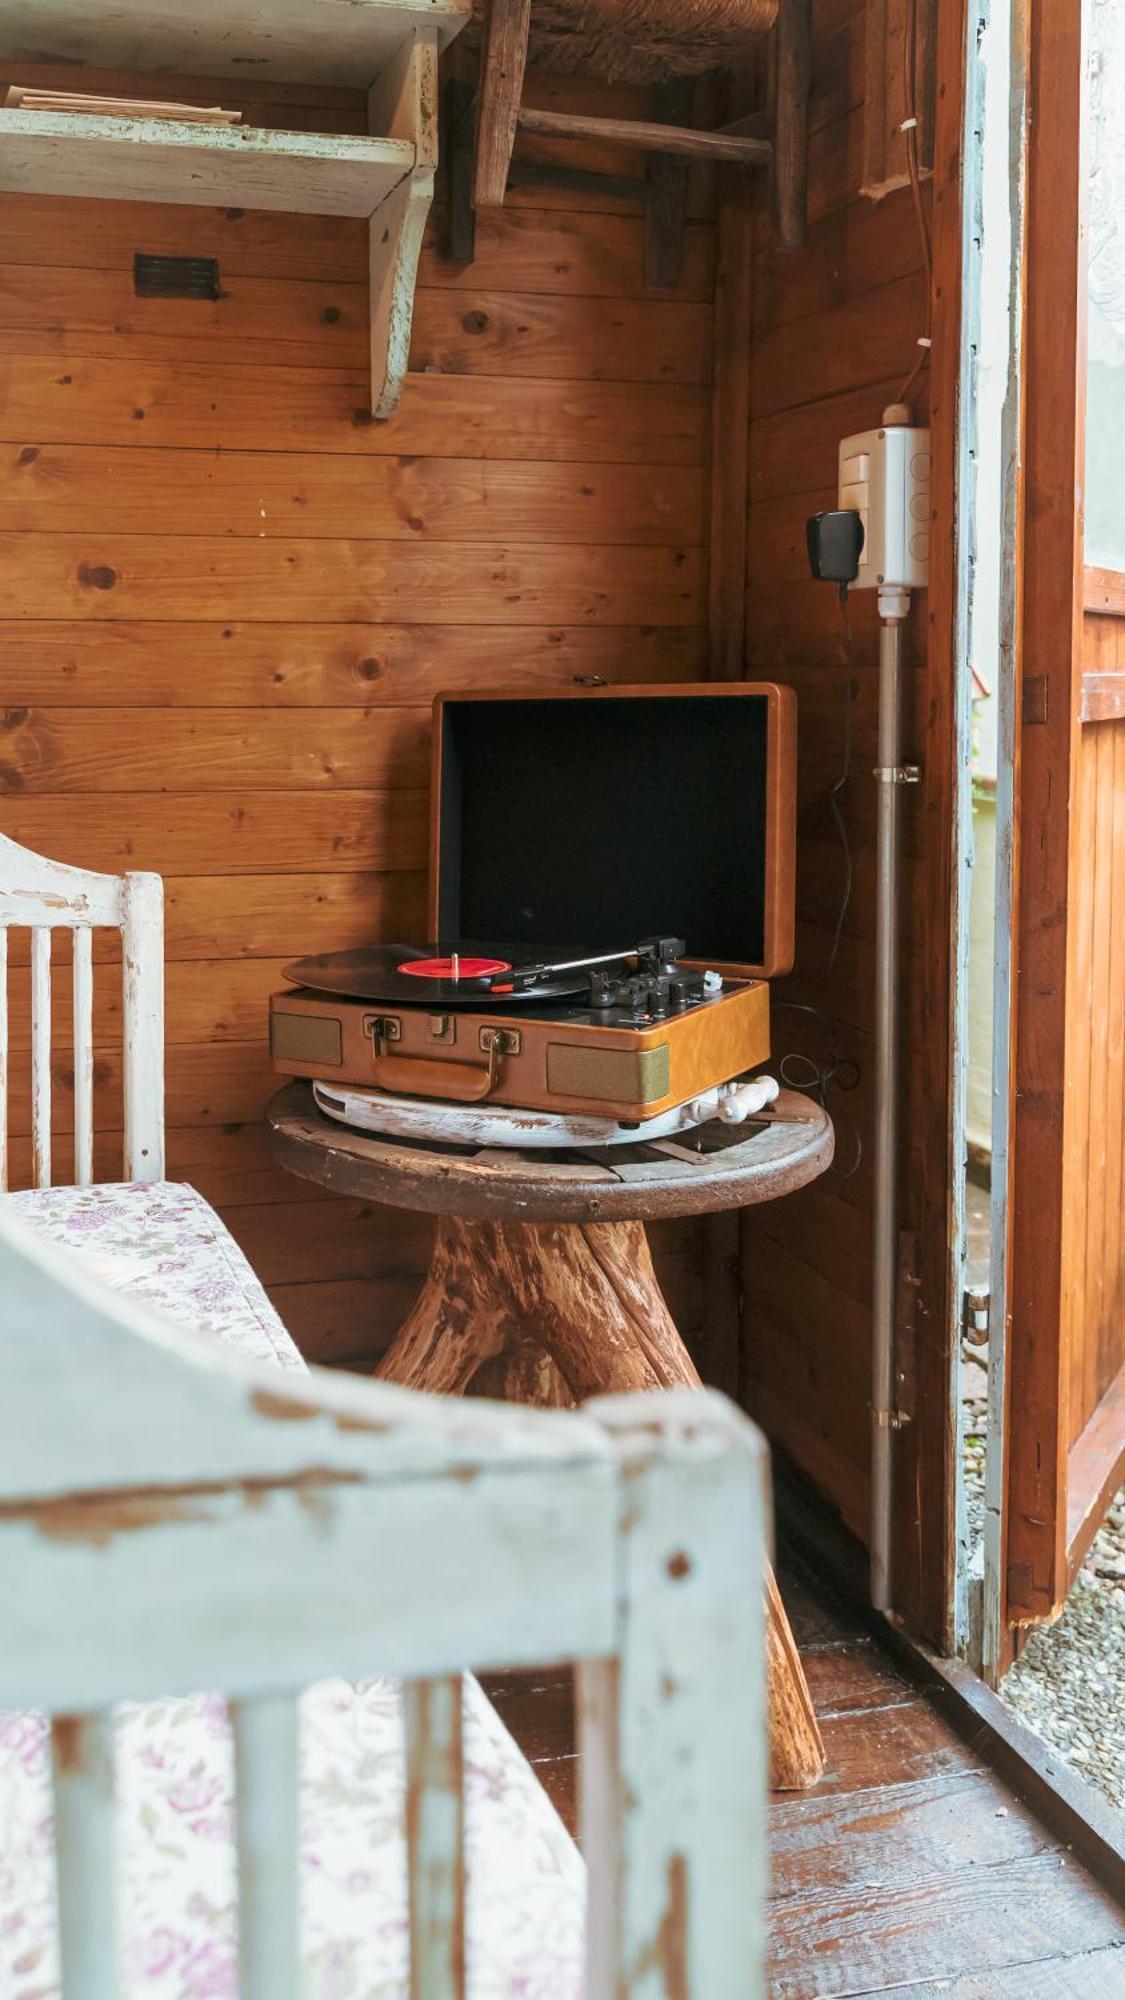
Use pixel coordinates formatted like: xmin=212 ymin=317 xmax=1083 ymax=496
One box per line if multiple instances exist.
xmin=281 ymin=944 xmax=590 ymax=1006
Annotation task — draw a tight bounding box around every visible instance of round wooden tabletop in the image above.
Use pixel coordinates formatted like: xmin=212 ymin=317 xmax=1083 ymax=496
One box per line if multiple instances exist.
xmin=267 ymin=1080 xmax=834 ymax=1223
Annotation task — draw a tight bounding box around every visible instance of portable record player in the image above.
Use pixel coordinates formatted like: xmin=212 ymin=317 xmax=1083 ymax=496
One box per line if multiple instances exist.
xmin=269 ymin=683 xmax=796 ymax=1119
xmin=271 ymin=935 xmax=770 ymax=1119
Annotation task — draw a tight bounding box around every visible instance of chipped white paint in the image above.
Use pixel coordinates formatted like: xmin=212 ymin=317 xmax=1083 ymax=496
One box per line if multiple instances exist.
xmin=368 ymin=27 xmax=440 ymax=417
xmin=0 ymin=835 xmax=164 ymax=1187
xmin=0 ymin=1201 xmax=769 ymax=1997
xmin=0 ymin=0 xmax=470 ymax=88
xmin=312 ymin=1072 xmax=781 ymax=1148
xmin=0 ymin=109 xmax=416 ymax=216
xmin=580 ymin=1393 xmax=769 ymax=1999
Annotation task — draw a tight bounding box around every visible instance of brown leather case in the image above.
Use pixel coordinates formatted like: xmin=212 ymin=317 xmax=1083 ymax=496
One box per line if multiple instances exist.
xmin=270 ymin=978 xmax=770 ymax=1121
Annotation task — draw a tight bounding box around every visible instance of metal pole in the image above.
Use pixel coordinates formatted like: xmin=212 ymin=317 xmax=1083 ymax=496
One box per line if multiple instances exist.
xmin=871 ymin=602 xmax=907 ymax=1612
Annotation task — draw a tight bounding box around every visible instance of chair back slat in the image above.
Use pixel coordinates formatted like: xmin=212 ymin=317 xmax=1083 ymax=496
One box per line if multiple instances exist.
xmin=51 ymin=1711 xmax=118 ymax=2000
xmin=30 ymin=926 xmax=52 ymax=1189
xmin=232 ymin=1695 xmax=302 ymax=2000
xmin=0 ymin=838 xmax=164 ymax=1188
xmin=404 ymin=1675 xmax=466 ymax=2000
xmin=122 ymin=870 xmax=165 ymax=1183
xmin=72 ymin=927 xmax=94 ymax=1186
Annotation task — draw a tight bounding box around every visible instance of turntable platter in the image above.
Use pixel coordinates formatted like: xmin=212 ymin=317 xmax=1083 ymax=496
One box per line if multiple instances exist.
xmin=281 ymin=944 xmax=592 ymax=1007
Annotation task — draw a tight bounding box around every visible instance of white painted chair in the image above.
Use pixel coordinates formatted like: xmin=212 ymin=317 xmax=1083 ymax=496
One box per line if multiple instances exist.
xmin=0 ymin=1205 xmax=769 ymax=1998
xmin=0 ymin=834 xmax=770 ymax=1995
xmin=0 ymin=832 xmax=164 ymax=1189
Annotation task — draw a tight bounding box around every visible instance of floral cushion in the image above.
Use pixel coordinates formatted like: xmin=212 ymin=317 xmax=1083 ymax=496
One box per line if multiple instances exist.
xmin=2 ymin=1180 xmax=585 ymax=1999
xmin=7 ymin=1179 xmax=304 ymax=1376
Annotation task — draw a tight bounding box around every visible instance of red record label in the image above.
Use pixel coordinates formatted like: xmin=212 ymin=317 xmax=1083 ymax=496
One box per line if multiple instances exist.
xmin=397 ymin=954 xmax=512 ymax=981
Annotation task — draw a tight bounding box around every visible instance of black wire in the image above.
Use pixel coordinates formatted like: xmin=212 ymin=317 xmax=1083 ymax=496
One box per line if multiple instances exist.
xmin=773 ymin=1001 xmax=864 ymax=1178
xmin=828 ymin=588 xmax=856 ymax=974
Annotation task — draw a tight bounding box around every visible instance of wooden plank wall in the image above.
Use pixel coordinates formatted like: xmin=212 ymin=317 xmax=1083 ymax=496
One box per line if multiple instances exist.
xmin=0 ymin=57 xmax=715 ymax=1366
xmin=740 ymin=0 xmax=931 ymax=1544
xmin=1063 ymin=605 xmax=1125 ymax=1571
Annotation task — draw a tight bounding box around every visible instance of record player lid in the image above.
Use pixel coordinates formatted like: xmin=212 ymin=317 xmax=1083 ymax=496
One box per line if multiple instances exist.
xmin=430 ymin=683 xmax=796 ymax=981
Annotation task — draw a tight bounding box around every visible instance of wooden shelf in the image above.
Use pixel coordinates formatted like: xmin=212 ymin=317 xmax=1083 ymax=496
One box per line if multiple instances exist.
xmin=0 ymin=0 xmax=470 ymax=90
xmin=0 ymin=108 xmax=415 ymax=215
xmin=0 ymin=2 xmax=466 ymax=418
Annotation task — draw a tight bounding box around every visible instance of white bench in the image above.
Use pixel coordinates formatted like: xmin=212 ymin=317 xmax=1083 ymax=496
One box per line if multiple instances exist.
xmin=0 ymin=836 xmax=769 ymax=1997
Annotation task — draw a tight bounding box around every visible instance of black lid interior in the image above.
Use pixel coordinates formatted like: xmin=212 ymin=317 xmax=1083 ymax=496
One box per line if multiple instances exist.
xmin=435 ymin=693 xmax=772 ymax=967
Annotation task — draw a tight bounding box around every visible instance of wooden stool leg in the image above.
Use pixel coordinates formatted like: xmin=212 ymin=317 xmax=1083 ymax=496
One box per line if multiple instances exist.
xmin=378 ymin=1214 xmax=825 ymax=1788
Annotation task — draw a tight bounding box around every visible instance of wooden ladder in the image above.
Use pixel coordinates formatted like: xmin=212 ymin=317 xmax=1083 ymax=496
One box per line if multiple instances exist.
xmin=459 ymin=0 xmax=811 ymax=277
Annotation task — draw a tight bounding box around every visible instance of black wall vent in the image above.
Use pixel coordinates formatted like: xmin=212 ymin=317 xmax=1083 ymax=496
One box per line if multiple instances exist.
xmin=134 ymin=253 xmax=220 ymax=300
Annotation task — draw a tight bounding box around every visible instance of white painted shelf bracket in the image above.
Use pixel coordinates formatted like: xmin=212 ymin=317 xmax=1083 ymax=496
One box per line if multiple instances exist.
xmin=367 ymin=24 xmax=440 ymax=419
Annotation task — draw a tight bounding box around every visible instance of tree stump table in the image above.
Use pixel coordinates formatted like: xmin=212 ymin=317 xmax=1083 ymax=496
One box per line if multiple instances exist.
xmin=268 ymin=1079 xmax=834 ymax=1789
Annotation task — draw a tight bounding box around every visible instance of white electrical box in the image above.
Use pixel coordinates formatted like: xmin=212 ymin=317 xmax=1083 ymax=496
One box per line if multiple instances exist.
xmin=838 ymin=425 xmax=931 ymax=592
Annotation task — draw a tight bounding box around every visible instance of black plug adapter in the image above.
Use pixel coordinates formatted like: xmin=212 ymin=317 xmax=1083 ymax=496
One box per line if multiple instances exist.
xmin=806 ymin=509 xmax=865 ymax=586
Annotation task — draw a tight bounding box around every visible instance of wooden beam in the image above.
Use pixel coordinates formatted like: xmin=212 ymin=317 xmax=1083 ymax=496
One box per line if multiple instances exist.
xmin=515 ymin=105 xmax=773 ymax=167
xmin=892 ymin=0 xmax=966 ymax=1649
xmin=708 ymin=171 xmax=753 ymax=678
xmin=773 ymin=0 xmax=811 ymax=249
xmin=472 ymin=0 xmax=531 ymax=209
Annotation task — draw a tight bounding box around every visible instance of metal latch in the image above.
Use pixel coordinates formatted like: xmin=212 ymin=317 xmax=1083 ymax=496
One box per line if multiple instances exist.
xmin=363 ymin=1013 xmax=401 ymax=1047
xmin=479 ymin=1025 xmax=520 ymax=1057
xmin=873 ymin=763 xmax=922 ymax=785
xmin=962 ymin=1285 xmax=990 ymax=1345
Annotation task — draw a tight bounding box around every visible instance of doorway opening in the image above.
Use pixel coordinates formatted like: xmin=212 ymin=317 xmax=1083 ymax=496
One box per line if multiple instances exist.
xmin=955 ymin=0 xmax=1125 ymax=1816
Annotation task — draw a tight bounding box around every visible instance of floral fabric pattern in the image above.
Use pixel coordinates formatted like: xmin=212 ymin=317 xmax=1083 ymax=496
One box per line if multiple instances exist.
xmin=2 ymin=1181 xmax=585 ymax=1998
xmin=8 ymin=1179 xmax=303 ymax=1375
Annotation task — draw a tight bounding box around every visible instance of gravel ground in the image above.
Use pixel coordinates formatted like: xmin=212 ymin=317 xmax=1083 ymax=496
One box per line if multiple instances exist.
xmin=961 ymin=1349 xmax=987 ymax=1555
xmin=959 ymin=1181 xmax=1125 ymax=1813
xmin=1002 ymin=1490 xmax=1125 ymax=1810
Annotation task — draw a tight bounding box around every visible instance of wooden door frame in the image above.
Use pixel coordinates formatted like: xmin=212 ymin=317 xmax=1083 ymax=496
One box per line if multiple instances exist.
xmin=988 ymin=0 xmax=1088 ymax=1666
xmin=892 ymin=0 xmax=972 ymax=1650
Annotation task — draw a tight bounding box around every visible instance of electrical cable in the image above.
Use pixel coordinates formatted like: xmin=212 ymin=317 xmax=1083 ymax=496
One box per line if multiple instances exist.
xmin=828 ymin=586 xmax=855 ymax=974
xmin=894 ymin=0 xmax=934 ymax=410
xmin=774 ymin=1001 xmax=863 ymax=1178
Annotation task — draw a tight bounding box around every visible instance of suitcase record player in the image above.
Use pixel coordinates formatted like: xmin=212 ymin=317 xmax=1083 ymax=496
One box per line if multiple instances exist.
xmin=270 ymin=684 xmax=796 ymax=1121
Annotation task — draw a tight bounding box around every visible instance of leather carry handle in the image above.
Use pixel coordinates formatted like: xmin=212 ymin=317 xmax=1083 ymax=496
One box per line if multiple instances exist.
xmin=364 ymin=1019 xmax=504 ymax=1103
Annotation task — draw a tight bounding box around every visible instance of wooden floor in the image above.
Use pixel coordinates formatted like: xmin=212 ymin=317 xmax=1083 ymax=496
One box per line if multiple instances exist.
xmin=482 ymin=1551 xmax=1125 ymax=1996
